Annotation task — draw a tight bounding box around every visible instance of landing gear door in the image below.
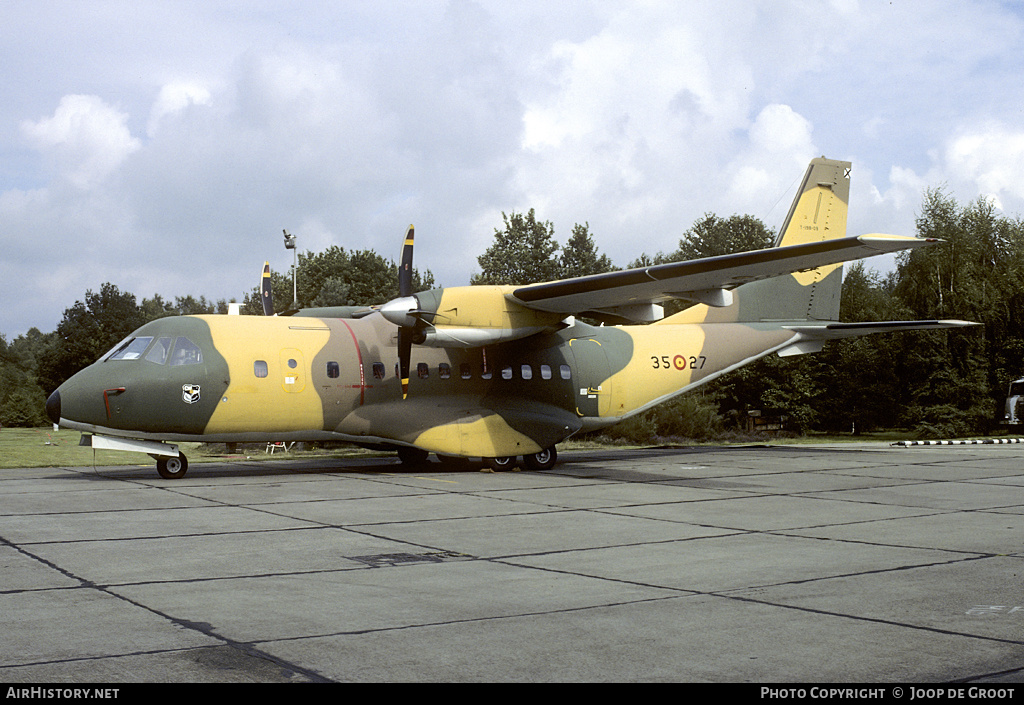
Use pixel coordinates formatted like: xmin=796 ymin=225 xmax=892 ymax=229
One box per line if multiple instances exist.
xmin=569 ymin=337 xmax=611 ymax=418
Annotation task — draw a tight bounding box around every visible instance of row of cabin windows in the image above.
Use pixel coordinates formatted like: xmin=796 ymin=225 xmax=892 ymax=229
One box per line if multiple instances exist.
xmin=253 ymin=360 xmax=572 ymax=381
xmin=404 ymin=362 xmax=573 ymax=381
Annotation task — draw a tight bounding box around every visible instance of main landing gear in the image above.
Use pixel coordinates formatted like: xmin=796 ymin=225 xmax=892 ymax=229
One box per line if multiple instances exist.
xmin=484 ymin=447 xmax=557 ymax=472
xmin=156 ymin=453 xmax=188 ymax=479
xmin=395 ymin=446 xmax=559 ymax=471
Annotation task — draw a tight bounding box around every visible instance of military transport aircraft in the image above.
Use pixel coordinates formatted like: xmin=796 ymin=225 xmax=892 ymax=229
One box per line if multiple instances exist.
xmin=46 ymin=157 xmax=974 ymax=478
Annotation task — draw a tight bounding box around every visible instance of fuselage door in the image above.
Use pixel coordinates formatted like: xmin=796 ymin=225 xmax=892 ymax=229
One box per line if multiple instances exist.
xmin=569 ymin=337 xmax=611 ymax=418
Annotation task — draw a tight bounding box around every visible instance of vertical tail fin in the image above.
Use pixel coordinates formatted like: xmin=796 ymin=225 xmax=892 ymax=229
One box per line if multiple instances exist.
xmin=663 ymin=157 xmax=852 ymax=325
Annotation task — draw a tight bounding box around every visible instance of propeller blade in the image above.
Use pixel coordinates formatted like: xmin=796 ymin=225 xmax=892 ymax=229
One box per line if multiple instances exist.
xmin=399 ymin=224 xmax=414 ymax=298
xmin=396 ymin=225 xmax=416 ymax=398
xmin=261 ymin=261 xmax=274 ymax=316
xmin=398 ymin=327 xmax=412 ymax=400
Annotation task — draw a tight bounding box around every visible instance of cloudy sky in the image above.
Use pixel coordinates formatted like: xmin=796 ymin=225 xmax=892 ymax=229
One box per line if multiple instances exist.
xmin=3 ymin=0 xmax=1024 ymax=336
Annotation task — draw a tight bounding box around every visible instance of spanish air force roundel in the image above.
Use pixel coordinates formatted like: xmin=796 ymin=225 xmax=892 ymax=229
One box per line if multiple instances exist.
xmin=182 ymin=384 xmax=201 ymax=404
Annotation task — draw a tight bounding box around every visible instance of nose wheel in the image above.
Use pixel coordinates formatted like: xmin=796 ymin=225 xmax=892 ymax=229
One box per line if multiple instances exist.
xmin=156 ymin=454 xmax=188 ymax=479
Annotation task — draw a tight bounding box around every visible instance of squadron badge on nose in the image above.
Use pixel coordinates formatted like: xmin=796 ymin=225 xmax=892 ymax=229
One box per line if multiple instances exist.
xmin=182 ymin=384 xmax=201 ymax=404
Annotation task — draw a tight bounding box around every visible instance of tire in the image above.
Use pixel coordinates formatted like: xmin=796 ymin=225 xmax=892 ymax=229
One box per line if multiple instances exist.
xmin=485 ymin=456 xmax=518 ymax=471
xmin=523 ymin=447 xmax=557 ymax=471
xmin=156 ymin=454 xmax=188 ymax=479
xmin=397 ymin=447 xmax=430 ymax=465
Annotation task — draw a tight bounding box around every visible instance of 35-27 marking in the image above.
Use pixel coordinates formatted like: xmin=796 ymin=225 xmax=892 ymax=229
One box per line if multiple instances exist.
xmin=651 ymin=355 xmax=706 ymax=370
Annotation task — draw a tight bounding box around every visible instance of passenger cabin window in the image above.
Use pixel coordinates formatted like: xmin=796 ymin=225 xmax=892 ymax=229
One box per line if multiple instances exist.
xmin=373 ymin=362 xmax=385 ymax=379
xmin=560 ymin=364 xmax=571 ymax=379
xmin=327 ymin=361 xmax=340 ymax=379
xmin=460 ymin=363 xmax=471 ymax=379
xmin=439 ymin=363 xmax=451 ymax=379
xmin=254 ymin=360 xmax=269 ymax=378
xmin=540 ymin=364 xmax=552 ymax=380
xmin=501 ymin=365 xmax=513 ymax=380
xmin=417 ymin=362 xmax=429 ymax=379
xmin=521 ymin=364 xmax=533 ymax=380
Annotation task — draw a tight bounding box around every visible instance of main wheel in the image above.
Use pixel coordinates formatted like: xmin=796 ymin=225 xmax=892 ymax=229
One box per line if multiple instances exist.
xmin=523 ymin=447 xmax=557 ymax=471
xmin=485 ymin=456 xmax=518 ymax=471
xmin=397 ymin=447 xmax=430 ymax=465
xmin=156 ymin=454 xmax=188 ymax=479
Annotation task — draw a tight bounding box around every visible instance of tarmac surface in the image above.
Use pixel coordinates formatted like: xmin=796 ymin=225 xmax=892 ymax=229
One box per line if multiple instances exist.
xmin=2 ymin=442 xmax=1024 ymax=683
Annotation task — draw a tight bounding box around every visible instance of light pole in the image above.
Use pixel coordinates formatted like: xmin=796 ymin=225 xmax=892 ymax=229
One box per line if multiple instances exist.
xmin=283 ymin=229 xmax=297 ymax=309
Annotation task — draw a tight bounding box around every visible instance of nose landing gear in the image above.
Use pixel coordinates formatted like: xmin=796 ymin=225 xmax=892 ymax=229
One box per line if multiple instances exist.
xmin=156 ymin=453 xmax=188 ymax=479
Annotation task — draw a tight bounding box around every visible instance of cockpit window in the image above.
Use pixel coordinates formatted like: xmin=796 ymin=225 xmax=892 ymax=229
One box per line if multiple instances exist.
xmin=106 ymin=337 xmax=154 ymax=361
xmin=169 ymin=337 xmax=204 ymax=366
xmin=102 ymin=334 xmax=204 ymax=365
xmin=144 ymin=337 xmax=173 ymax=365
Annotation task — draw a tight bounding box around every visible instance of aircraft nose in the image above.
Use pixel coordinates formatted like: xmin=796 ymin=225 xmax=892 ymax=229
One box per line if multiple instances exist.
xmin=46 ymin=389 xmax=61 ymax=425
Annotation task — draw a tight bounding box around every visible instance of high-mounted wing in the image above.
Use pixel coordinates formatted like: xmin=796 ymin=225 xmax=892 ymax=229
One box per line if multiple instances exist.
xmin=509 ymin=234 xmax=934 ymax=322
xmin=368 ymin=157 xmax=965 ymax=378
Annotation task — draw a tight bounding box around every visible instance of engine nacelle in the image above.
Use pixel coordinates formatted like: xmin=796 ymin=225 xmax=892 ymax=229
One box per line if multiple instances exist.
xmin=379 ymin=285 xmax=565 ymax=348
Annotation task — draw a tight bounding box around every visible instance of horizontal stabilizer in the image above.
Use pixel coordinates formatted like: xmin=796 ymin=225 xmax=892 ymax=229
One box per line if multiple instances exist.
xmin=785 ymin=320 xmax=980 ymax=338
xmin=776 ymin=319 xmax=980 ymax=356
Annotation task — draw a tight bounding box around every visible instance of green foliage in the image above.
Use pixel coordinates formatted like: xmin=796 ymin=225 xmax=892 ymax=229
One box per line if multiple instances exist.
xmin=808 ymin=263 xmax=914 ymax=433
xmin=140 ymin=293 xmax=222 ymax=320
xmin=36 ymin=282 xmax=147 ymax=392
xmin=7 ymin=190 xmax=1022 ymax=442
xmin=630 ymin=213 xmax=775 ymax=266
xmin=892 ymin=190 xmax=1021 ymax=433
xmin=559 ymin=222 xmax=617 ymax=278
xmin=242 ymin=245 xmax=435 ymax=314
xmin=0 ymin=333 xmax=49 ymax=427
xmin=473 ymin=210 xmax=617 ymax=286
xmin=473 ymin=209 xmax=562 ymax=285
xmin=675 ymin=213 xmax=776 ymax=260
xmin=597 ymin=394 xmax=724 ymax=443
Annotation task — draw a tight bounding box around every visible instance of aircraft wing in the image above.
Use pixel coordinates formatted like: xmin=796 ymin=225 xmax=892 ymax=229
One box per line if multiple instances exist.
xmin=510 ymin=234 xmax=936 ymax=320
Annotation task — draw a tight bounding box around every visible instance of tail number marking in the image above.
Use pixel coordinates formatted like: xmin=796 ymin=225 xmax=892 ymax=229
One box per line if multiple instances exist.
xmin=651 ymin=355 xmax=706 ymax=370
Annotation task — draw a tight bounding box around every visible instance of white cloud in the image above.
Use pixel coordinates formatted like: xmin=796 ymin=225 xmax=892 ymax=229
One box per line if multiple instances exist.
xmin=147 ymin=82 xmax=212 ymax=137
xmin=20 ymin=95 xmax=140 ymax=189
xmin=945 ymin=124 xmax=1024 ymax=206
xmin=725 ymin=104 xmax=817 ymax=213
xmin=748 ymin=104 xmax=815 ymax=156
xmin=5 ymin=1 xmax=1024 ymax=336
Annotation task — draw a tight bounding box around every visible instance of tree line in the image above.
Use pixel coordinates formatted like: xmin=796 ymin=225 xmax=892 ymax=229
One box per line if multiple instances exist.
xmin=3 ymin=190 xmax=1021 ymax=440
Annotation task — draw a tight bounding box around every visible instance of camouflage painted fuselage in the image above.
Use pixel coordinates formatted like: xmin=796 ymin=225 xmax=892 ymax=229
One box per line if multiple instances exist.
xmin=50 ymin=157 xmax=972 ymax=466
xmin=52 ymin=310 xmax=802 ymax=458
